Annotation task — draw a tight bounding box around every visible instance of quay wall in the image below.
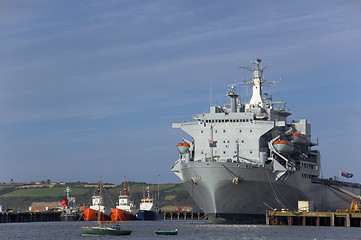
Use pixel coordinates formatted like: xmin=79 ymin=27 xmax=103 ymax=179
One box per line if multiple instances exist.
xmin=0 ymin=212 xmax=61 ymax=223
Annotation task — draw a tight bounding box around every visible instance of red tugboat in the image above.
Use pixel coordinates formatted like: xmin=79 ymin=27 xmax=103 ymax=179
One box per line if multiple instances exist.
xmin=111 ymin=178 xmax=137 ymax=221
xmin=83 ymin=183 xmax=111 ymax=221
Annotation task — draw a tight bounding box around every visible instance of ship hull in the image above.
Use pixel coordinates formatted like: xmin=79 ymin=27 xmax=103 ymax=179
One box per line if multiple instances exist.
xmin=60 ymin=212 xmax=82 ymax=221
xmin=83 ymin=208 xmax=110 ymax=221
xmin=179 ymin=161 xmax=361 ymax=223
xmin=111 ymin=209 xmax=137 ymax=221
xmin=136 ymin=210 xmax=163 ymax=221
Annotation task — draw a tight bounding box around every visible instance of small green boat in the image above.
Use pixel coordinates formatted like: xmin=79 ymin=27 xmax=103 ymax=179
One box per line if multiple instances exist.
xmin=155 ymin=229 xmax=178 ymax=235
xmin=82 ymin=226 xmax=132 ymax=236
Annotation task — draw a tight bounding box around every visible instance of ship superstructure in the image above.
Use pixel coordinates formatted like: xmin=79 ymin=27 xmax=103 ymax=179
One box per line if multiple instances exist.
xmin=172 ymin=59 xmax=361 ymax=223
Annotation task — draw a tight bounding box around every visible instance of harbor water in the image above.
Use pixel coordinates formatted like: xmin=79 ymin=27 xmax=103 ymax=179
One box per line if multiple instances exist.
xmin=0 ymin=220 xmax=360 ymax=240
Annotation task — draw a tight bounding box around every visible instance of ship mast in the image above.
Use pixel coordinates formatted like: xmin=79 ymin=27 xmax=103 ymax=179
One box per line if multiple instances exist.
xmin=249 ymin=59 xmax=264 ymax=105
xmin=65 ymin=186 xmax=71 ymax=199
xmin=241 ymin=58 xmax=271 ymax=107
xmin=123 ymin=177 xmax=128 ymax=196
xmin=97 ymin=177 xmax=102 ymax=224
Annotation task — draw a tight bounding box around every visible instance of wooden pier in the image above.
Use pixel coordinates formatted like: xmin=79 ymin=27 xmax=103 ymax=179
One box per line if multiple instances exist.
xmin=266 ymin=210 xmax=361 ymax=227
xmin=0 ymin=211 xmax=61 ymax=223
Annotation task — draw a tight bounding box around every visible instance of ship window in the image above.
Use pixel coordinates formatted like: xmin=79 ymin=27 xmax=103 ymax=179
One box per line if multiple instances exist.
xmin=223 ymin=140 xmax=226 ymax=143
xmin=241 ymin=140 xmax=244 ymax=143
xmin=227 ymin=140 xmax=229 ymax=143
xmin=223 ymin=130 xmax=226 ymax=133
xmin=201 ymin=130 xmax=203 ymax=133
xmin=215 ymin=130 xmax=217 ymax=133
xmin=250 ymin=129 xmax=252 ymax=132
xmin=250 ymin=151 xmax=252 ymax=154
xmin=201 ymin=151 xmax=203 ymax=154
xmin=239 ymin=130 xmax=242 ymax=132
xmin=223 ymin=151 xmax=226 ymax=154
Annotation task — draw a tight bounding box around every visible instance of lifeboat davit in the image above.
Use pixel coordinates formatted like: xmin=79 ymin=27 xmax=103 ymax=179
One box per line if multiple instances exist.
xmin=273 ymin=140 xmax=294 ymax=153
xmin=177 ymin=142 xmax=190 ymax=154
xmin=287 ymin=132 xmax=307 ymax=145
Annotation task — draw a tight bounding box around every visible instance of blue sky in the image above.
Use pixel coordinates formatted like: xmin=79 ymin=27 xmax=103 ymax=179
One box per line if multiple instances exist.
xmin=0 ymin=0 xmax=360 ymax=184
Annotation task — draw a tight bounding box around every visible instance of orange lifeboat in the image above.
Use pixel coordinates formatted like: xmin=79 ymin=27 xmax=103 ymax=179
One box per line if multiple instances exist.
xmin=287 ymin=132 xmax=307 ymax=145
xmin=273 ymin=140 xmax=294 ymax=153
xmin=177 ymin=142 xmax=190 ymax=154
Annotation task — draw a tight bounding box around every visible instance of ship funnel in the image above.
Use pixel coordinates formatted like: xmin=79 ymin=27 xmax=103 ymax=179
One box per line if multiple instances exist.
xmin=228 ymin=84 xmax=238 ymax=113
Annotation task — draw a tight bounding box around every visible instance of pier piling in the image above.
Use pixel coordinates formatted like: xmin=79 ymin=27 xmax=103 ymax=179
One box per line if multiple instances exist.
xmin=266 ymin=210 xmax=361 ymax=227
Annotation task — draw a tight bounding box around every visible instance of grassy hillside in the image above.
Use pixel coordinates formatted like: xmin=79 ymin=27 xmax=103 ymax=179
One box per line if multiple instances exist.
xmin=0 ymin=182 xmax=195 ymax=211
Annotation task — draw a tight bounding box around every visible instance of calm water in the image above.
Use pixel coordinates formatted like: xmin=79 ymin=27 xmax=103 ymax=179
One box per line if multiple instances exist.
xmin=0 ymin=220 xmax=360 ymax=240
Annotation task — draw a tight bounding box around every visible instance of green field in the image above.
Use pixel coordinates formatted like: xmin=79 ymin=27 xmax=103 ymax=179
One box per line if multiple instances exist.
xmin=3 ymin=187 xmax=89 ymax=197
xmin=0 ymin=182 xmax=195 ymax=211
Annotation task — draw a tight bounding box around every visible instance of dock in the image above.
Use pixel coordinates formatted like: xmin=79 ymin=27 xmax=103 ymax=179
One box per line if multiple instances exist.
xmin=163 ymin=210 xmax=206 ymax=220
xmin=162 ymin=206 xmax=206 ymax=220
xmin=0 ymin=211 xmax=61 ymax=223
xmin=266 ymin=210 xmax=361 ymax=227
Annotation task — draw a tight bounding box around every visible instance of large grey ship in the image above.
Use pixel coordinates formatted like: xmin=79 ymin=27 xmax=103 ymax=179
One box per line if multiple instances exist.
xmin=171 ymin=59 xmax=361 ymax=223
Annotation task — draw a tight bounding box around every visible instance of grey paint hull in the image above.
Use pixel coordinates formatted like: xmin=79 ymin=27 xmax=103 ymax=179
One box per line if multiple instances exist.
xmin=172 ymin=60 xmax=361 ymax=223
xmin=180 ymin=161 xmax=360 ymax=223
